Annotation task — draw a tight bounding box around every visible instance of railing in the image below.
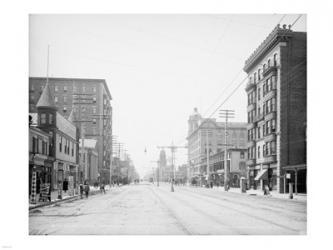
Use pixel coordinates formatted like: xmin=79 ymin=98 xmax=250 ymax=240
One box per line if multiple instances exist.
xmin=263 ymin=65 xmax=277 ymax=77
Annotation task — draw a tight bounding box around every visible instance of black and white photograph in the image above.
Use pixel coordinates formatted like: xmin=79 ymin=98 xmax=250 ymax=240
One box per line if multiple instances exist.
xmin=27 ymin=13 xmax=307 ymax=235
xmin=1 ymin=0 xmax=332 ymax=249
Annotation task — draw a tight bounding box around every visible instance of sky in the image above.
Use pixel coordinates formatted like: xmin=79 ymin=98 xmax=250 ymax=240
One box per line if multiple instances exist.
xmin=29 ymin=14 xmax=306 ymax=177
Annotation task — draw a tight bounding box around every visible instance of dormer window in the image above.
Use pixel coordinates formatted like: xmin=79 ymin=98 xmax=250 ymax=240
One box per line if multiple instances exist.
xmin=49 ymin=114 xmax=53 ymax=124
xmin=41 ymin=113 xmax=46 ymax=124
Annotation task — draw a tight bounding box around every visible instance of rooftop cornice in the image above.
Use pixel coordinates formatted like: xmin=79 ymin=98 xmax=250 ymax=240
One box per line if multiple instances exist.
xmin=244 ymin=24 xmax=294 ymax=73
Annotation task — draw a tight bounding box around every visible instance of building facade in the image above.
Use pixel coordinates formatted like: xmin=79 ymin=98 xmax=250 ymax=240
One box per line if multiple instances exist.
xmin=33 ymin=80 xmax=80 ymax=192
xmin=201 ymin=148 xmax=247 ymax=187
xmin=29 ymin=77 xmax=113 ymax=184
xmin=187 ymin=108 xmax=247 ymax=183
xmin=244 ymin=24 xmax=306 ymax=193
xmin=79 ymin=139 xmax=99 ymax=184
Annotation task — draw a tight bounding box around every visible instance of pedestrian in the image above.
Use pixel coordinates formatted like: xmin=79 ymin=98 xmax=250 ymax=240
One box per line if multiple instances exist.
xmin=100 ymin=183 xmax=105 ymax=194
xmin=84 ymin=181 xmax=90 ymax=198
xmin=79 ymin=183 xmax=84 ymax=199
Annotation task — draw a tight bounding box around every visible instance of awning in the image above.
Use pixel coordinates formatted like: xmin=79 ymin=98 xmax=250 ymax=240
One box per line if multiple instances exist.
xmin=254 ymin=169 xmax=268 ymax=181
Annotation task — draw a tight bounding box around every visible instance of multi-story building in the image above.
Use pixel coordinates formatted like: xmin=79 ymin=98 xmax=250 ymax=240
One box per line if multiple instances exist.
xmin=158 ymin=149 xmax=172 ymax=182
xmin=202 ymin=148 xmax=247 ymax=187
xmin=29 ymin=77 xmax=113 ymax=184
xmin=244 ymin=24 xmax=306 ymax=193
xmin=79 ymin=139 xmax=99 ymax=184
xmin=187 ymin=108 xmax=247 ymax=183
xmin=34 ymin=81 xmax=79 ymax=191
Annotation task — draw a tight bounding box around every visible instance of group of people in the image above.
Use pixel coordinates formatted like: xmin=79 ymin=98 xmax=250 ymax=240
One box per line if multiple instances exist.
xmin=79 ymin=181 xmax=107 ymax=199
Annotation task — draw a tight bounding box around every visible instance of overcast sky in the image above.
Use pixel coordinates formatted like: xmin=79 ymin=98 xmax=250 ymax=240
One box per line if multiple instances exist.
xmin=29 ymin=14 xmax=306 ymax=177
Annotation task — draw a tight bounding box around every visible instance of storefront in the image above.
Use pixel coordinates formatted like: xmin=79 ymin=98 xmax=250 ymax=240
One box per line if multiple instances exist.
xmin=29 ymin=154 xmax=53 ymax=197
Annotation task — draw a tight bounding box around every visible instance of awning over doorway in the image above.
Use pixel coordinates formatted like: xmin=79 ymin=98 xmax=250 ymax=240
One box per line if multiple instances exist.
xmin=254 ymin=169 xmax=268 ymax=181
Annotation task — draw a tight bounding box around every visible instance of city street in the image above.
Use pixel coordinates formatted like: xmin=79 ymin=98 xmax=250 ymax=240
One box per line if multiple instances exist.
xmin=29 ymin=183 xmax=306 ymax=235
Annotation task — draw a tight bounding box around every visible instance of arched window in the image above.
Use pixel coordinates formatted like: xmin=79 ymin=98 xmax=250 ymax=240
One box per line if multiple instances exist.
xmin=258 ymin=69 xmax=261 ymax=80
xmin=254 ymin=73 xmax=257 ymax=83
xmin=273 ymin=53 xmax=277 ymax=66
xmin=268 ymin=59 xmax=271 ymax=67
xmin=263 ymin=64 xmax=266 ymax=72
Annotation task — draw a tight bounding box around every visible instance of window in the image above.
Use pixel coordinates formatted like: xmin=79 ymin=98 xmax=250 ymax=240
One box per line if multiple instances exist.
xmin=258 ymin=88 xmax=261 ymax=101
xmin=63 ymin=96 xmax=67 ymax=103
xmin=55 ymin=96 xmax=58 ymax=103
xmin=59 ymin=136 xmax=62 ymax=152
xmin=92 ymin=118 xmax=97 ymax=124
xmin=258 ymin=127 xmax=261 ymax=139
xmin=263 ymin=144 xmax=266 ymax=156
xmin=274 ymin=53 xmax=277 ymax=66
xmin=49 ymin=114 xmax=53 ymax=124
xmin=263 ymin=64 xmax=266 ymax=72
xmin=268 ymin=59 xmax=271 ymax=67
xmin=93 ymin=97 xmax=96 ymax=103
xmin=271 ymin=141 xmax=276 ymax=154
xmin=31 ymin=85 xmax=34 ymax=91
xmin=41 ymin=113 xmax=46 ymax=124
xmin=64 ymin=86 xmax=67 ymax=92
xmin=258 ymin=69 xmax=261 ymax=80
xmin=271 ymin=119 xmax=276 ymax=133
xmin=63 ymin=107 xmax=67 ymax=113
xmin=82 ymin=86 xmax=86 ymax=92
xmin=93 ymin=87 xmax=96 ymax=93
xmin=254 ymin=73 xmax=257 ymax=83
xmin=30 ymin=95 xmax=35 ymax=100
xmin=240 ymin=152 xmax=245 ymax=159
xmin=93 ymin=107 xmax=97 ymax=114
xmin=55 ymin=86 xmax=58 ymax=92
xmin=258 ymin=146 xmax=260 ymax=158
xmin=72 ymin=142 xmax=74 ymax=157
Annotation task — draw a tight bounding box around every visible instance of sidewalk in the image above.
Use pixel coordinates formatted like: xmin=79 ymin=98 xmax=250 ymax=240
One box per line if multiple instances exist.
xmin=210 ymin=186 xmax=307 ymax=201
xmin=29 ymin=186 xmax=103 ymax=210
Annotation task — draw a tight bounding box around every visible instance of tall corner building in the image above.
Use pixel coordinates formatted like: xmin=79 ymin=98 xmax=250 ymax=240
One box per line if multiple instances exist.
xmin=244 ymin=24 xmax=306 ymax=193
xmin=29 ymin=77 xmax=113 ymax=183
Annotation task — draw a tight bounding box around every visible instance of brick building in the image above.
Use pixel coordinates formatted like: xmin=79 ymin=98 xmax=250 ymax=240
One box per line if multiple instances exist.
xmin=187 ymin=108 xmax=247 ymax=183
xmin=244 ymin=24 xmax=306 ymax=193
xmin=29 ymin=77 xmax=112 ymax=184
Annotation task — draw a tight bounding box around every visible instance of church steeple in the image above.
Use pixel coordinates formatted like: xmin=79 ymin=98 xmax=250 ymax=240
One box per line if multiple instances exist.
xmin=36 ymin=81 xmax=57 ymax=129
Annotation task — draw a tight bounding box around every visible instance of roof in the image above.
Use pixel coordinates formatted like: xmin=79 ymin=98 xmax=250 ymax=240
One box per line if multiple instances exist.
xmin=30 ymin=76 xmax=112 ymax=100
xmin=36 ymin=81 xmax=57 ymax=109
xmin=244 ymin=24 xmax=297 ymax=72
xmin=67 ymin=109 xmax=76 ymax=123
xmin=79 ymin=139 xmax=97 ymax=149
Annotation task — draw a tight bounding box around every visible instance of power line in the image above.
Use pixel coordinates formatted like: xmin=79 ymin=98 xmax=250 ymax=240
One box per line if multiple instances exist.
xmin=291 ymin=14 xmax=303 ymax=28
xmin=277 ymin=14 xmax=287 ymax=24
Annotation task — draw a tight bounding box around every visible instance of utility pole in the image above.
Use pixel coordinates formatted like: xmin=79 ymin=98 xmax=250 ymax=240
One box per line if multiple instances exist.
xmin=219 ymin=110 xmax=235 ymax=191
xmin=206 ymin=128 xmax=210 ymax=187
xmin=157 ymin=143 xmax=187 ymax=192
xmin=151 ymin=160 xmax=160 ymax=187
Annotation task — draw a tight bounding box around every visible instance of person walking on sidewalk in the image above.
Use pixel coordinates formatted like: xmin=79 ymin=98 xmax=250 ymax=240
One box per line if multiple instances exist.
xmin=79 ymin=183 xmax=84 ymax=199
xmin=100 ymin=183 xmax=106 ymax=194
xmin=84 ymin=181 xmax=90 ymax=198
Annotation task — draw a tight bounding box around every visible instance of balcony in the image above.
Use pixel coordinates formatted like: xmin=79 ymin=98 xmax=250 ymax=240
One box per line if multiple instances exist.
xmin=245 ymin=80 xmax=256 ymax=92
xmin=263 ymin=65 xmax=277 ymax=77
xmin=263 ymin=154 xmax=277 ymax=164
xmin=247 ymin=102 xmax=256 ymax=112
xmin=264 ymin=133 xmax=276 ymax=143
xmin=254 ymin=113 xmax=264 ymax=123
xmin=263 ymin=89 xmax=277 ymax=102
xmin=246 ymin=158 xmax=256 ymax=166
xmin=264 ymin=111 xmax=276 ymax=121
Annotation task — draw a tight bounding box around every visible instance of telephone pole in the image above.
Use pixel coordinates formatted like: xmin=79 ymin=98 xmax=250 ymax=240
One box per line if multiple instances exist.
xmin=219 ymin=110 xmax=235 ymax=191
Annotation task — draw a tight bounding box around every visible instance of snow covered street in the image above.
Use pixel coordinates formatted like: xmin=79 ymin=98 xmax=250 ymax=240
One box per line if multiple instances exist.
xmin=29 ymin=183 xmax=306 ymax=235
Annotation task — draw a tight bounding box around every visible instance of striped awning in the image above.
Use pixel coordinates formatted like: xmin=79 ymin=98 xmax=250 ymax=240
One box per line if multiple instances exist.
xmin=254 ymin=169 xmax=268 ymax=181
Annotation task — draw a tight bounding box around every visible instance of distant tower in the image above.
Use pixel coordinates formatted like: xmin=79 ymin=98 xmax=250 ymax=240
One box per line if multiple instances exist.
xmin=159 ymin=149 xmax=167 ymax=168
xmin=188 ymin=107 xmax=202 ymax=135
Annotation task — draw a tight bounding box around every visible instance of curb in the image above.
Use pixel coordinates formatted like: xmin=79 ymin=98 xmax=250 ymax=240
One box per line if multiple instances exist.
xmin=29 ymin=190 xmax=101 ymax=211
